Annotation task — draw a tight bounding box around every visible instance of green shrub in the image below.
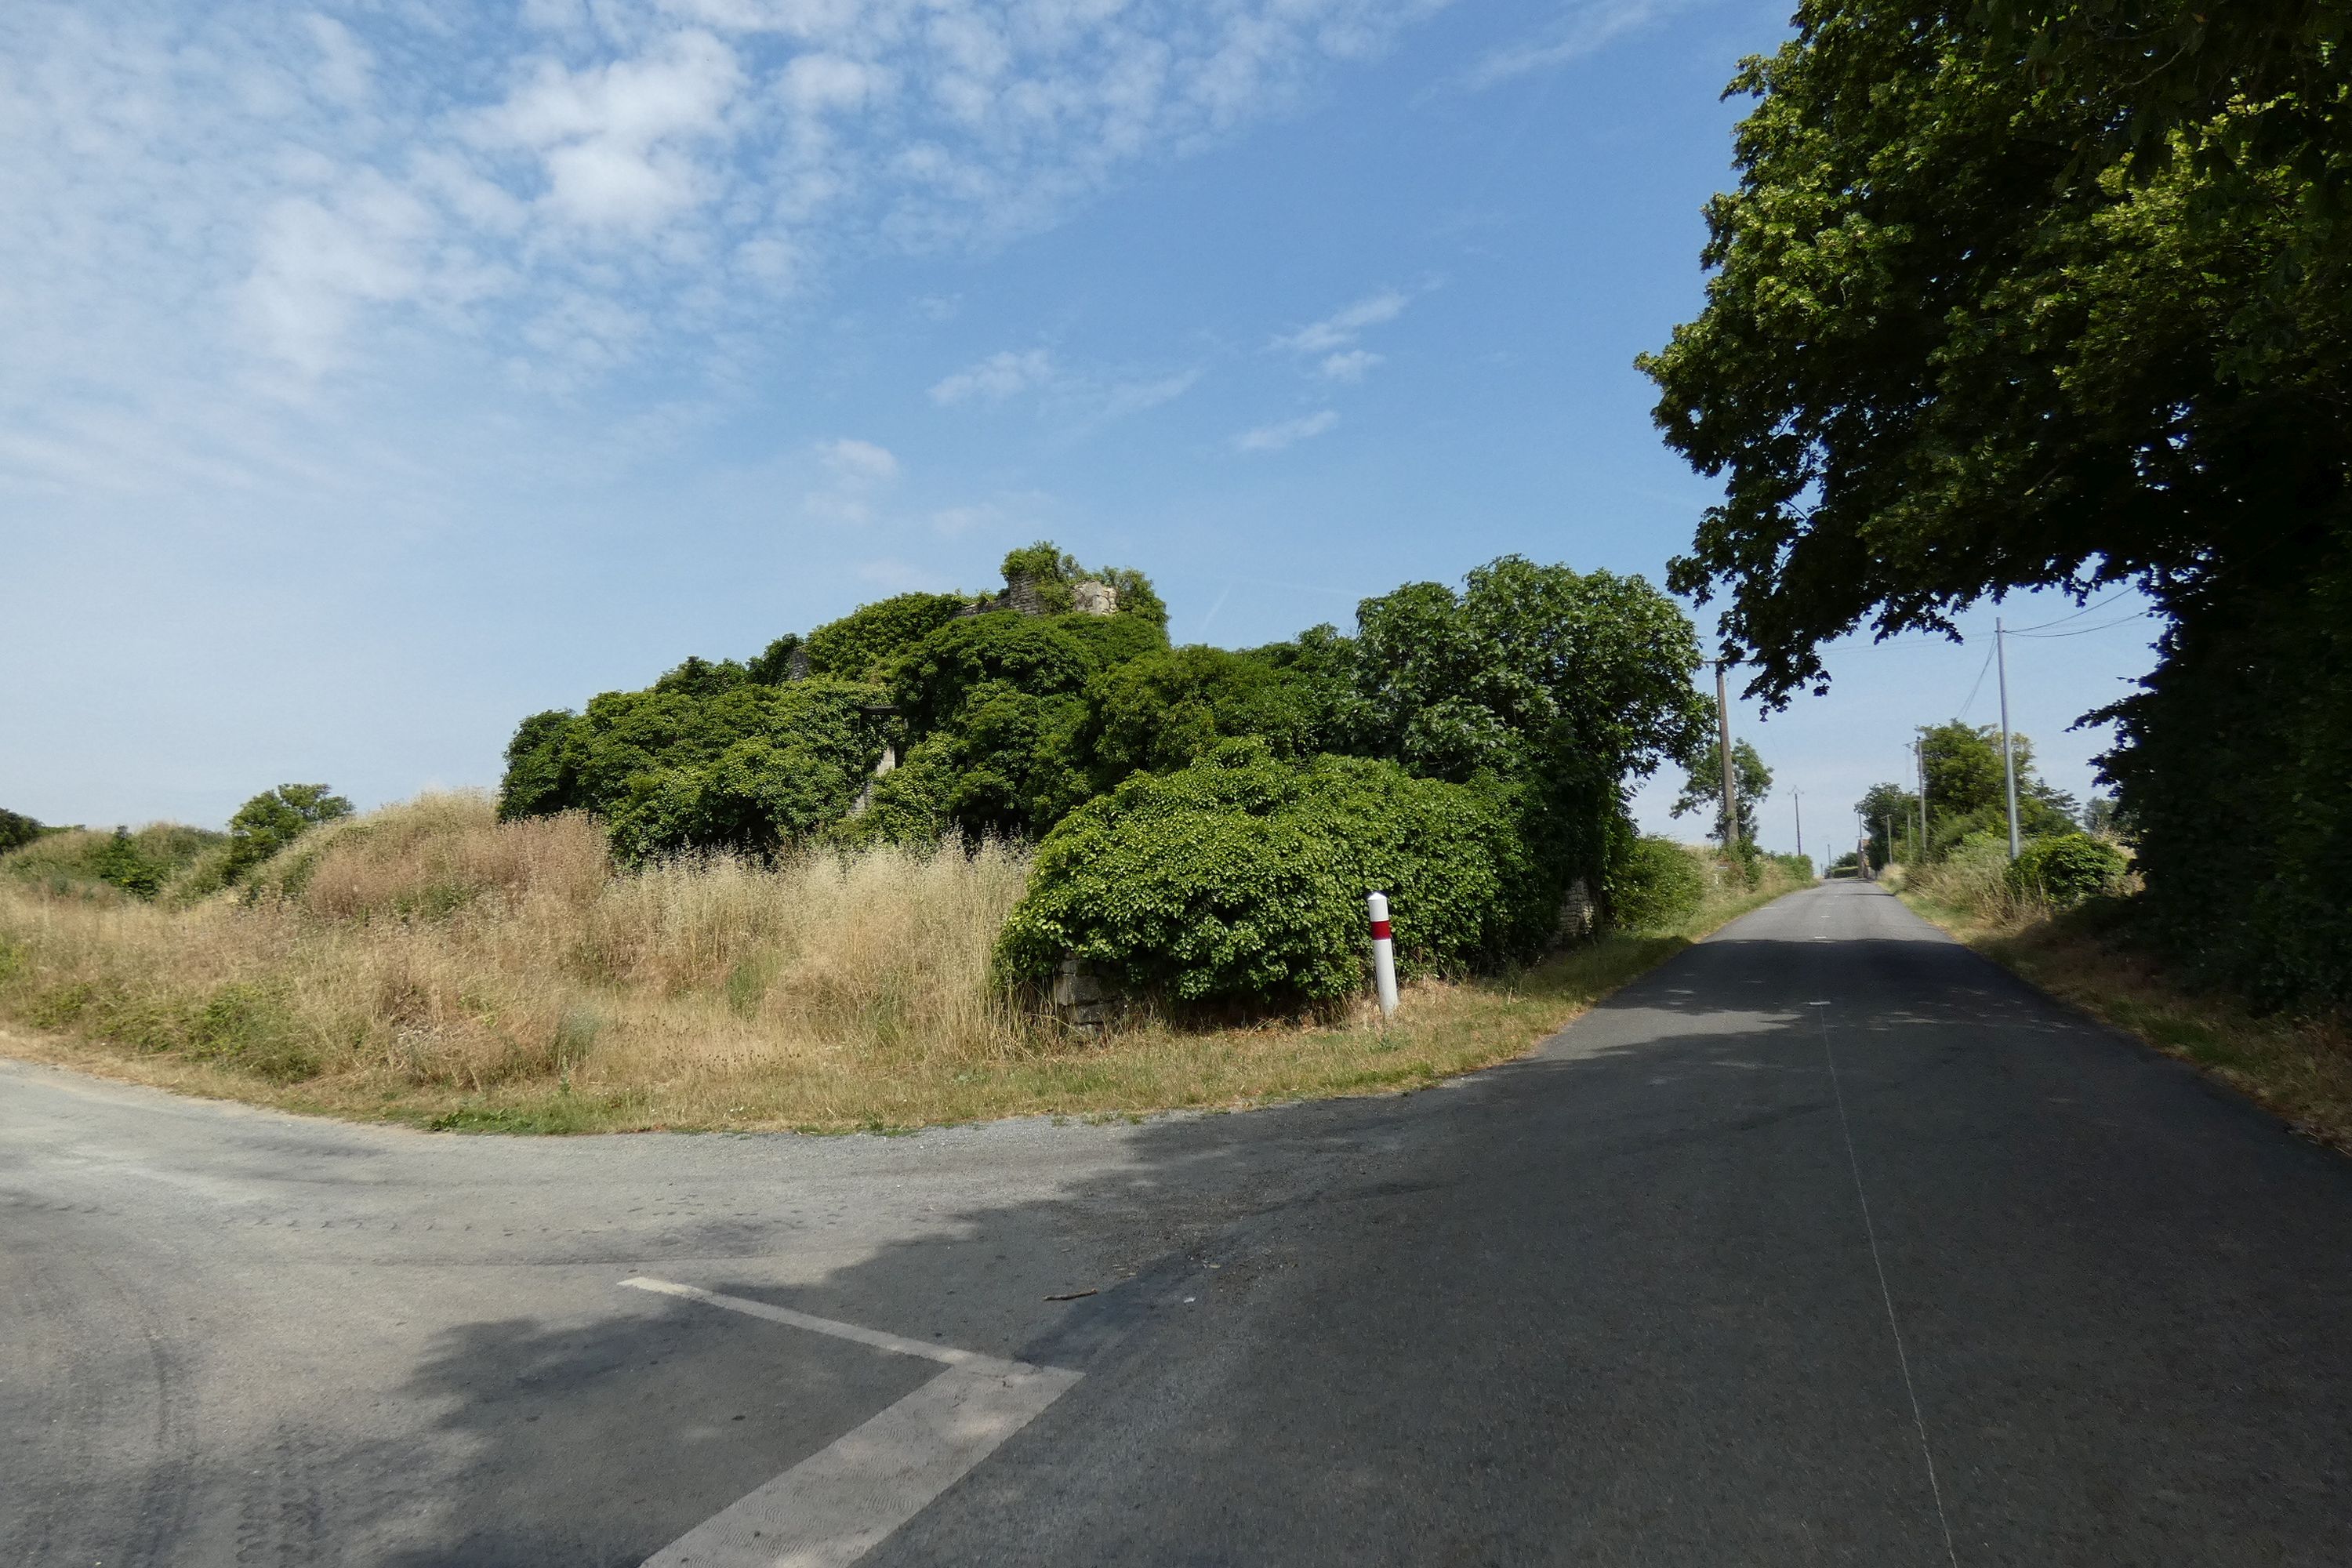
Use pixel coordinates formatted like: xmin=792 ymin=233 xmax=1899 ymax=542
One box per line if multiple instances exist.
xmin=499 ymin=679 xmax=893 ymax=857
xmin=606 ymin=739 xmax=862 ymax=862
xmin=891 ymin=614 xmax=1100 ymax=731
xmin=994 ymin=740 xmax=1544 ymax=1008
xmin=188 ymin=983 xmax=321 ymax=1082
xmin=0 ymin=808 xmax=48 ymax=855
xmin=2007 ymin=833 xmax=2127 ymax=907
xmin=2 ymin=823 xmax=227 ymax=903
xmin=88 ymin=829 xmax=167 ymax=898
xmin=1082 ymin=644 xmax=1339 ymax=781
xmin=1603 ymin=837 xmax=1707 ymax=932
xmin=223 ymin=785 xmax=354 ymax=883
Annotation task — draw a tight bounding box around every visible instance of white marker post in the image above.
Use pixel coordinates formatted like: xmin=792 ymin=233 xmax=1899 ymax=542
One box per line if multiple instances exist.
xmin=1367 ymin=891 xmax=1399 ymax=1019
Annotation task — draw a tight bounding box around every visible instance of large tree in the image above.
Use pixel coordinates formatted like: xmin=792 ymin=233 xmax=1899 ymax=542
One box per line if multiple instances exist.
xmin=1643 ymin=0 xmax=2352 ymax=1007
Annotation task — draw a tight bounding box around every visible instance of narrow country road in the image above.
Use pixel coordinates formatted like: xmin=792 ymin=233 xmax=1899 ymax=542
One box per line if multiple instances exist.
xmin=7 ymin=880 xmax=2350 ymax=1565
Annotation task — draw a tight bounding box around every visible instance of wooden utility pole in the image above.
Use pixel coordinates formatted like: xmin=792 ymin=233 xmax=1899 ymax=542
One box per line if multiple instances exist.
xmin=1715 ymin=661 xmax=1740 ymax=850
xmin=1793 ymin=789 xmax=1804 ymax=861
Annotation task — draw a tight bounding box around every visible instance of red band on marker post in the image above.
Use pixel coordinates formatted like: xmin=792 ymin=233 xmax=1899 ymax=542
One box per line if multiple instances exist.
xmin=1370 ymin=919 xmax=1392 ymax=940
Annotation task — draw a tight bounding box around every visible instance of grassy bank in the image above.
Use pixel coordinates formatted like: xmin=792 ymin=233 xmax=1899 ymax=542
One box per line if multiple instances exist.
xmin=0 ymin=795 xmax=1805 ymax=1132
xmin=1900 ymin=872 xmax=2352 ymax=1156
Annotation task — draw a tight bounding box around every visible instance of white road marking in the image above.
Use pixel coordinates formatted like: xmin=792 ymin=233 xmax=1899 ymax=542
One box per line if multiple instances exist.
xmin=621 ymin=1276 xmax=975 ymax=1364
xmin=623 ymin=1276 xmax=1081 ymax=1568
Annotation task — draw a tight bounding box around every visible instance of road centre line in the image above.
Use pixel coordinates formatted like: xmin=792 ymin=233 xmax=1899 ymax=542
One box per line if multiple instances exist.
xmin=623 ymin=1276 xmax=1082 ymax=1568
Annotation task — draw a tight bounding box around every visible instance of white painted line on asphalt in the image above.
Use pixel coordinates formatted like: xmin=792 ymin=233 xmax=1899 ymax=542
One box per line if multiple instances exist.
xmin=622 ymin=1275 xmax=975 ymax=1365
xmin=643 ymin=1359 xmax=1079 ymax=1568
xmin=624 ymin=1276 xmax=1083 ymax=1568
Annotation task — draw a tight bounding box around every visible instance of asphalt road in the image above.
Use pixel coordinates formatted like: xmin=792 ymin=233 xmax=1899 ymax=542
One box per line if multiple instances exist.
xmin=7 ymin=880 xmax=2350 ymax=1566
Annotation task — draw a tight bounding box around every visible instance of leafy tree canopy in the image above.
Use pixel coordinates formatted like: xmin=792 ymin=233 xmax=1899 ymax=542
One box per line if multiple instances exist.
xmin=1642 ymin=0 xmax=2350 ymax=700
xmin=1671 ymin=739 xmax=1772 ymax=845
xmin=0 ymin=808 xmax=48 ymax=855
xmin=225 ymin=784 xmax=354 ymax=882
xmin=1647 ymin=0 xmax=2352 ymax=1008
xmin=1352 ymin=557 xmax=1709 ymax=786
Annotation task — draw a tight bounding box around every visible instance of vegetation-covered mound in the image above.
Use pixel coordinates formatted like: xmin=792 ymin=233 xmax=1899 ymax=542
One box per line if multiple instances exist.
xmin=495 ymin=545 xmax=1715 ymax=1007
xmin=2 ymin=823 xmax=229 ymax=904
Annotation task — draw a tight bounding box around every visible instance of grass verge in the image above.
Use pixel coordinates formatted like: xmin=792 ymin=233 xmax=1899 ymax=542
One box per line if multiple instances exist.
xmin=0 ymin=794 xmax=1803 ymax=1133
xmin=1903 ymin=891 xmax=2352 ymax=1156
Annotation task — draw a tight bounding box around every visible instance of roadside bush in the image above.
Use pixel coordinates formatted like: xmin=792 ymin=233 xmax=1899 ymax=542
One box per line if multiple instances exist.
xmin=1913 ymin=833 xmax=2016 ymax=918
xmin=2007 ymin=833 xmax=2127 ymax=907
xmin=1603 ymin=837 xmax=1707 ymax=932
xmin=223 ymin=785 xmax=354 ymax=883
xmin=994 ymin=740 xmax=1544 ymax=1009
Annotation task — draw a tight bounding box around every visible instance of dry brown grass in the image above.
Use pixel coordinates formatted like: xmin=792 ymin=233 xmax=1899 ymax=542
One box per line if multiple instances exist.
xmin=0 ymin=795 xmax=1808 ymax=1132
xmin=1904 ymin=889 xmax=2352 ymax=1156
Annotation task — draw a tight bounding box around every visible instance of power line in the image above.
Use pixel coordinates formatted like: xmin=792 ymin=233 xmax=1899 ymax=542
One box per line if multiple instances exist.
xmin=2005 ymin=586 xmax=2133 ymax=633
xmin=2009 ymin=608 xmax=2159 ymax=640
xmin=1955 ymin=644 xmax=1996 ymax=719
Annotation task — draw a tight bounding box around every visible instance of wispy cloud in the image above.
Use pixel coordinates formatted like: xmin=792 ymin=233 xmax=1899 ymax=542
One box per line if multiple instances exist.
xmin=1271 ymin=290 xmax=1410 ymax=354
xmin=1459 ymin=0 xmax=1680 ymax=89
xmin=930 ymin=351 xmax=1201 ymax=437
xmin=1319 ymin=349 xmax=1385 ymax=383
xmin=802 ymin=437 xmax=899 ymax=525
xmin=1094 ymin=368 xmax=1203 ymax=423
xmin=930 ymin=349 xmax=1055 ymax=405
xmin=1235 ymin=409 xmax=1340 ymax=453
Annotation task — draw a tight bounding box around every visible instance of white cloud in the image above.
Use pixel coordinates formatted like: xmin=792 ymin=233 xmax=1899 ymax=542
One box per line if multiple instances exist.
xmin=1272 ymin=289 xmax=1407 ymax=354
xmin=471 ymin=30 xmax=744 ymax=233
xmin=820 ymin=436 xmax=899 ymax=483
xmin=0 ymin=0 xmax=1457 ymax=507
xmin=1319 ymin=349 xmax=1384 ymax=382
xmin=930 ymin=348 xmax=1055 ymax=405
xmin=1094 ymin=368 xmax=1202 ymax=421
xmin=1234 ymin=409 xmax=1339 ymax=452
xmin=803 ymin=436 xmax=898 ymax=524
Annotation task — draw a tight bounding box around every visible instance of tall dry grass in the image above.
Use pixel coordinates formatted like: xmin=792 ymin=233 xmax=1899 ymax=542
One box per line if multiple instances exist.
xmin=0 ymin=793 xmax=1033 ymax=1125
xmin=0 ymin=796 xmax=1811 ymax=1131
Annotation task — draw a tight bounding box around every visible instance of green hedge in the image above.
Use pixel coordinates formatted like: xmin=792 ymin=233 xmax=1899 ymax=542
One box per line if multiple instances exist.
xmin=994 ymin=741 xmax=1547 ymax=1007
xmin=1603 ymin=837 xmax=1707 ymax=932
xmin=2005 ymin=833 xmax=2126 ymax=907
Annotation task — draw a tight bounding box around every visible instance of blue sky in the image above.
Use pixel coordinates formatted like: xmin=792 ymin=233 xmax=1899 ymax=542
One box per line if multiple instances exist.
xmin=2 ymin=0 xmax=2164 ymax=855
